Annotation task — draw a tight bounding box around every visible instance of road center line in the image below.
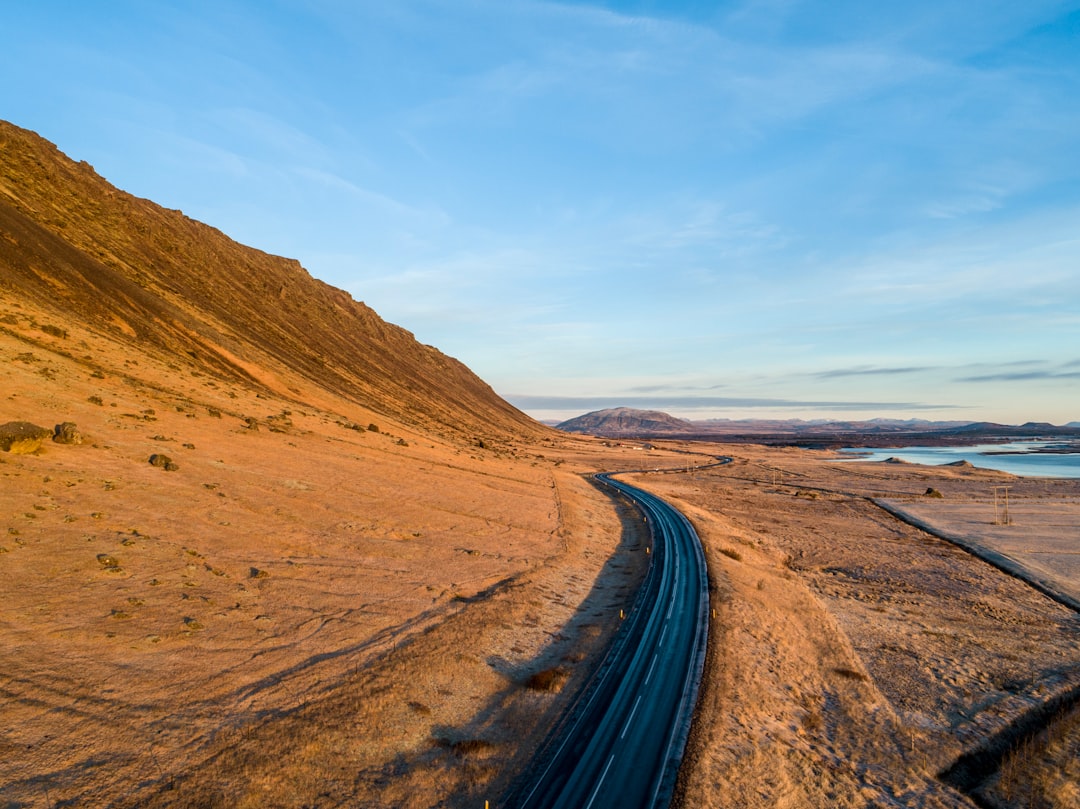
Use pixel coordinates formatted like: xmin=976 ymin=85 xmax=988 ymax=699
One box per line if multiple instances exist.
xmin=645 ymin=653 xmax=659 ymax=685
xmin=621 ymin=694 xmax=643 ymax=739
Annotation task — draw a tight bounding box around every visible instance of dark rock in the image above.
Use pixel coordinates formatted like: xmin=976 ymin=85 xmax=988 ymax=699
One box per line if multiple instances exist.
xmin=52 ymin=422 xmax=83 ymax=445
xmin=149 ymin=453 xmax=176 ymax=470
xmin=0 ymin=421 xmax=52 ymax=454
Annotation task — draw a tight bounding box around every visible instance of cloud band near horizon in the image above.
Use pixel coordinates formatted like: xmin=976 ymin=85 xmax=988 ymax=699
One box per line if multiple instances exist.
xmin=504 ymin=394 xmax=962 ymax=412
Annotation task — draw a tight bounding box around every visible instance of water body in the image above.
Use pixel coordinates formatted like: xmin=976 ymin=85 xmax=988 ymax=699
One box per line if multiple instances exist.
xmin=837 ymin=441 xmax=1080 ymax=479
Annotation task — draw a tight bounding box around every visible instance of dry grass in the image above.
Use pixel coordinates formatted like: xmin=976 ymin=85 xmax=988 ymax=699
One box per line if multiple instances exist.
xmin=0 ymin=300 xmax=663 ymax=808
xmin=525 ymin=667 xmax=571 ymax=692
xmin=6 ymin=261 xmax=1080 ymax=807
xmin=629 ymin=443 xmax=1080 ymax=809
xmin=982 ymin=704 xmax=1080 ymax=808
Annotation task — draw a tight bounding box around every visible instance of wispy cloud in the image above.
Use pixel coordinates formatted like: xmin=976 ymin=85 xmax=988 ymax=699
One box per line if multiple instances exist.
xmin=812 ymin=365 xmax=935 ymax=379
xmin=293 ymin=166 xmax=448 ymax=223
xmin=959 ymin=370 xmax=1080 ymax=383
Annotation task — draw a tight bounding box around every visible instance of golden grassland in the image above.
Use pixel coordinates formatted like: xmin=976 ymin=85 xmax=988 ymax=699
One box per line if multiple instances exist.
xmin=0 ymin=300 xmax=658 ymax=807
xmin=625 ymin=447 xmax=1080 ymax=809
xmin=4 ymin=301 xmax=1080 ymax=807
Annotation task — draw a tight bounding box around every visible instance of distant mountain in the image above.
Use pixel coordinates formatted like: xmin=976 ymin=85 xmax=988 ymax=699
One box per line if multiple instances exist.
xmin=555 ymin=406 xmax=1080 ymax=443
xmin=556 ymin=407 xmax=696 ymax=437
xmin=0 ymin=121 xmax=543 ymax=441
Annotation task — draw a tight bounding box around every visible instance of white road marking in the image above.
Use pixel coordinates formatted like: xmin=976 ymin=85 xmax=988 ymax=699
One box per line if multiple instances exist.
xmin=645 ymin=653 xmax=659 ymax=685
xmin=584 ymin=754 xmax=616 ymax=809
xmin=621 ymin=694 xmax=643 ymax=739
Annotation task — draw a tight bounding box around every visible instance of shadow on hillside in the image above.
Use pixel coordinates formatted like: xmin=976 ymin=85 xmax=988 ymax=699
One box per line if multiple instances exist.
xmin=120 ymin=475 xmax=652 ymax=808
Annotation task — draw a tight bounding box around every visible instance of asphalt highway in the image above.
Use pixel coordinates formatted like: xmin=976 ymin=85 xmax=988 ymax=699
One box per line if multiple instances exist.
xmin=511 ymin=471 xmax=711 ymax=809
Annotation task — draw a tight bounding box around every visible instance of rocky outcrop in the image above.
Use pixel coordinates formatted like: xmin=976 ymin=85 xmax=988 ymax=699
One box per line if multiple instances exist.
xmin=0 ymin=421 xmax=51 ymax=454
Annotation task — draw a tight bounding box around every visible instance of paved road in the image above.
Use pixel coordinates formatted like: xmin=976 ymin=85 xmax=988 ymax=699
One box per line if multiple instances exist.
xmin=512 ymin=471 xmax=711 ymax=809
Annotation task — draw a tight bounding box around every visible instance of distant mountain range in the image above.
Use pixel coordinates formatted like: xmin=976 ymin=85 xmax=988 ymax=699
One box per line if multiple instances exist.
xmin=556 ymin=408 xmax=1080 ymax=446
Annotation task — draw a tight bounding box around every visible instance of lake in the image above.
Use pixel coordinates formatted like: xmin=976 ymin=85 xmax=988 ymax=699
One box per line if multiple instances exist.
xmin=837 ymin=441 xmax=1080 ymax=479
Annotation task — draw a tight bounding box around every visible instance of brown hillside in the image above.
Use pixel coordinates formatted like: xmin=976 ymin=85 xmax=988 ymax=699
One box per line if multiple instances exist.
xmin=0 ymin=120 xmax=542 ymax=441
xmin=0 ymin=121 xmax=680 ymax=807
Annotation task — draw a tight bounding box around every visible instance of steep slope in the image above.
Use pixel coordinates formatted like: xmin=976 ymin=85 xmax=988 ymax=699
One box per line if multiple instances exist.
xmin=557 ymin=406 xmax=695 ymax=437
xmin=0 ymin=120 xmax=542 ymax=441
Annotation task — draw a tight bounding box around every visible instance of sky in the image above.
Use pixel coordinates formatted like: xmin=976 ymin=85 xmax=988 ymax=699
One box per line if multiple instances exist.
xmin=3 ymin=1 xmax=1079 ymax=424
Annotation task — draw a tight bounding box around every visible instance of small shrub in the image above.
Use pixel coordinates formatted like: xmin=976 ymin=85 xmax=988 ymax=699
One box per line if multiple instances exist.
xmin=801 ymin=708 xmax=823 ymax=731
xmin=367 ymin=423 xmax=380 ymax=433
xmin=433 ymin=737 xmax=494 ymax=756
xmin=40 ymin=324 xmax=68 ymax=339
xmin=719 ymin=547 xmax=742 ymax=562
xmin=525 ymin=667 xmax=569 ymax=692
xmin=832 ymin=667 xmax=868 ymax=681
xmin=925 ymin=487 xmax=944 ymax=498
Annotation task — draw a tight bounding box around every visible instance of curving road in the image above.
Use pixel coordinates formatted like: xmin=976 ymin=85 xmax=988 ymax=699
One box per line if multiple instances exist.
xmin=511 ymin=471 xmax=712 ymax=809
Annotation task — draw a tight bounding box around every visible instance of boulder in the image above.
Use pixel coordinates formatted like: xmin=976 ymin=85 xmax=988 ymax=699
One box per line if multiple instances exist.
xmin=0 ymin=421 xmax=52 ymax=454
xmin=149 ymin=453 xmax=179 ymax=471
xmin=53 ymin=422 xmax=83 ymax=445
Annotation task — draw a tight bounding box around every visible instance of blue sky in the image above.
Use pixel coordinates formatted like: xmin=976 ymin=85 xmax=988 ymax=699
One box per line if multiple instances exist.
xmin=4 ymin=1 xmax=1079 ymax=423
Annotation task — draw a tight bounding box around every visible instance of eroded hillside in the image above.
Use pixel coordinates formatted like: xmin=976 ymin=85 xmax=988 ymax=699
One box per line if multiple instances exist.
xmin=0 ymin=120 xmax=541 ymax=443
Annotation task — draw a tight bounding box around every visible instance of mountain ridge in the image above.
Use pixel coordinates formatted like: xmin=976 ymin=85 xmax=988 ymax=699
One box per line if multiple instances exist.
xmin=0 ymin=120 xmax=542 ymax=442
xmin=556 ymin=407 xmax=1080 ymax=440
